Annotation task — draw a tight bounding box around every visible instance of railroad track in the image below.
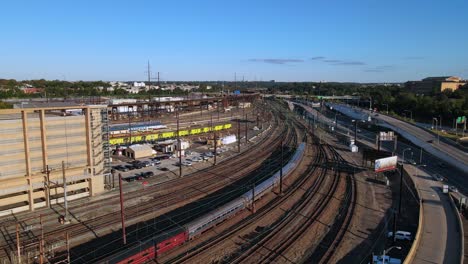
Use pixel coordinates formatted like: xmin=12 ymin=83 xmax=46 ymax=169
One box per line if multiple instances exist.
xmin=166 ymin=101 xmax=358 ymax=264
xmin=304 ymin=138 xmax=358 ymax=263
xmin=225 ymin=139 xmax=339 ymax=264
xmin=0 ymin=104 xmax=283 ymax=262
xmin=68 ymin=108 xmax=300 ymax=263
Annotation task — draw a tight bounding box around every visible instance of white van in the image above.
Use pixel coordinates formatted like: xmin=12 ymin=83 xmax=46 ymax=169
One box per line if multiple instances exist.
xmin=387 ymin=231 xmax=412 ymax=241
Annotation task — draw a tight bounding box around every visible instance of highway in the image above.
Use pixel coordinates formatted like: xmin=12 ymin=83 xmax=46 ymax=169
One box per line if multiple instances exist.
xmin=328 ymin=103 xmax=468 ymax=174
xmin=405 ymin=165 xmax=461 ymax=264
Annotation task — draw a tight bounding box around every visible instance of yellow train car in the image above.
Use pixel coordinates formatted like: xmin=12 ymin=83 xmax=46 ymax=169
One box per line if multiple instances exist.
xmin=109 ymin=123 xmax=232 ymax=145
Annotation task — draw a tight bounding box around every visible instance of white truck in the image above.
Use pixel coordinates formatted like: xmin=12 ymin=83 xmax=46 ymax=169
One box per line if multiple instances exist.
xmin=443 ymin=185 xmax=449 ymax=194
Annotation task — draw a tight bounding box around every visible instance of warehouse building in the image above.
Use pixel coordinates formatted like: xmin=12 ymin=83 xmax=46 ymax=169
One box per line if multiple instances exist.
xmin=0 ymin=105 xmax=110 ymax=215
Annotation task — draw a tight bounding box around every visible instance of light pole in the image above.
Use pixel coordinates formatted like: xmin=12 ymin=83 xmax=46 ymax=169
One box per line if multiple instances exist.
xmin=439 ymin=115 xmax=442 ymax=130
xmin=383 ymin=103 xmax=389 ymax=114
xmin=398 ymin=148 xmax=410 ymax=216
xmin=382 ymin=246 xmax=401 ymax=264
xmin=402 ymin=147 xmax=411 ymax=163
xmin=433 ymin=117 xmax=440 ymax=144
xmin=404 ymin=110 xmax=413 ymax=121
xmin=352 ymin=120 xmax=357 ymax=143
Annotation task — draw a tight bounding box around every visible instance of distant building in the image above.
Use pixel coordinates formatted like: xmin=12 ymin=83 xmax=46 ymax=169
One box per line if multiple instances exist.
xmin=405 ymin=76 xmax=466 ymax=94
xmin=20 ymin=87 xmax=43 ymax=94
xmin=133 ymin=82 xmax=146 ymax=87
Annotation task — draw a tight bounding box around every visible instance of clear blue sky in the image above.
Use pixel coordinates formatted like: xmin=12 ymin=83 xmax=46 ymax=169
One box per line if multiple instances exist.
xmin=1 ymin=0 xmax=467 ymax=82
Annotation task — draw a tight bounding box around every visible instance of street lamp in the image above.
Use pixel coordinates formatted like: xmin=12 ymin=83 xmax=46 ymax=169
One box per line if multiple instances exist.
xmin=351 ymin=119 xmax=357 ymax=143
xmin=404 ymin=110 xmax=412 ymax=121
xmin=402 ymin=147 xmax=411 ymax=164
xmin=381 ymin=246 xmax=402 ymax=264
xmin=433 ymin=117 xmax=440 ymax=144
xmin=383 ymin=103 xmax=389 ymax=114
xmin=398 ymin=148 xmax=411 ymax=216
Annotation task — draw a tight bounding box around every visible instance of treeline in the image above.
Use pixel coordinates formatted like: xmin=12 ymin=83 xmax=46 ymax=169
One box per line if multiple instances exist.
xmin=268 ymin=82 xmax=468 ymax=124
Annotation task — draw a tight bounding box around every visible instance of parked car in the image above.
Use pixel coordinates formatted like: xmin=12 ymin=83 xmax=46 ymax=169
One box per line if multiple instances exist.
xmin=191 ymin=156 xmax=203 ymax=162
xmin=142 ymin=171 xmax=154 ymax=178
xmin=387 ymin=231 xmax=412 ymax=241
xmin=125 ymin=176 xmax=137 ymax=182
xmin=133 ymin=163 xmax=144 ymax=169
xmin=178 ymin=160 xmax=192 ymax=166
xmin=114 ymin=165 xmax=128 ymax=172
xmin=125 ymin=165 xmax=136 ymax=170
xmin=203 ymin=152 xmax=214 ymax=158
xmin=142 ymin=161 xmax=151 ymax=167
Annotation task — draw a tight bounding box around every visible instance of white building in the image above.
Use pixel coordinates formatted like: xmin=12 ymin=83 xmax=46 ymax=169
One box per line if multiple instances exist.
xmin=133 ymin=82 xmax=146 ymax=87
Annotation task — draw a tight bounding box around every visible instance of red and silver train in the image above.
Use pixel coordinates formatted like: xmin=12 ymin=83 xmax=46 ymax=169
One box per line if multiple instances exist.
xmin=101 ymin=143 xmax=305 ymax=264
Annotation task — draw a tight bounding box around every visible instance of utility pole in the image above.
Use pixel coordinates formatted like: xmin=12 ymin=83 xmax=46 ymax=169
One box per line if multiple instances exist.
xmin=62 ymin=161 xmax=69 ymax=223
xmin=419 ymin=148 xmax=423 ymax=164
xmin=44 ymin=165 xmax=51 ymax=208
xmin=128 ymin=112 xmax=132 ymax=146
xmin=118 ymin=173 xmax=127 ymax=245
xmin=235 ymin=72 xmax=237 ymax=91
xmin=66 ymin=232 xmax=70 ymax=263
xmin=40 ymin=215 xmax=44 ymax=264
xmin=177 ymin=109 xmax=182 ymax=177
xmin=398 ymin=162 xmax=404 ymax=214
xmin=245 ymin=114 xmax=248 ymax=143
xmin=214 ymin=130 xmax=217 ymax=166
xmin=147 ymin=60 xmax=151 ymax=88
xmin=16 ymin=223 xmax=21 ymax=264
xmin=237 ymin=119 xmax=241 ymax=153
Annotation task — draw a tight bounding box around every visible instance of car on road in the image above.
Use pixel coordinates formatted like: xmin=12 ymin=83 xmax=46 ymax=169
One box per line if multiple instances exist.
xmin=433 ymin=174 xmax=444 ymax=181
xmin=449 ymin=186 xmax=458 ymax=192
xmin=438 ymin=162 xmax=447 ymax=168
xmin=407 ymin=159 xmax=417 ymax=165
xmin=387 ymin=230 xmax=412 ymax=241
xmin=426 ymin=139 xmax=434 ymax=143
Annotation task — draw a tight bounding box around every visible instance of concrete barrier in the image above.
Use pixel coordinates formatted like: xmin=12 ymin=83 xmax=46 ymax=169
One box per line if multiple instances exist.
xmin=403 ymin=168 xmax=424 ymax=264
xmin=448 ymin=194 xmax=465 ymax=264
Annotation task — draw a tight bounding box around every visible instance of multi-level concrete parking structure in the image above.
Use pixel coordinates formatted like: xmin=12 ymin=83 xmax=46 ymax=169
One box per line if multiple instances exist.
xmin=0 ymin=105 xmax=110 ymax=215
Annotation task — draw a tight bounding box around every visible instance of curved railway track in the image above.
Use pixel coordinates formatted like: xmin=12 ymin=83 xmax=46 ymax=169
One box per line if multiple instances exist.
xmin=68 ymin=107 xmax=300 ymax=263
xmin=165 ymin=101 xmax=358 ymax=264
xmin=0 ymin=104 xmax=284 ymax=262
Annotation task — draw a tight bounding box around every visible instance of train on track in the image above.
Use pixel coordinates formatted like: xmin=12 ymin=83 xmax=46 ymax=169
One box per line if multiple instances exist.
xmin=101 ymin=142 xmax=306 ymax=264
xmin=109 ymin=124 xmax=168 ymax=136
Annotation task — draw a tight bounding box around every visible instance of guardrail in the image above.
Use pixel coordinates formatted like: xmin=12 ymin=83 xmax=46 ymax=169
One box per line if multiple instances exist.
xmin=449 ymin=193 xmax=465 ymax=264
xmin=402 ymin=167 xmax=423 ymax=264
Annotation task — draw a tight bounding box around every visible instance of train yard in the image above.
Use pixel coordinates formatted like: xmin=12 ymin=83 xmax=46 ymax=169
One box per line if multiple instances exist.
xmin=0 ymin=98 xmax=393 ymax=263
